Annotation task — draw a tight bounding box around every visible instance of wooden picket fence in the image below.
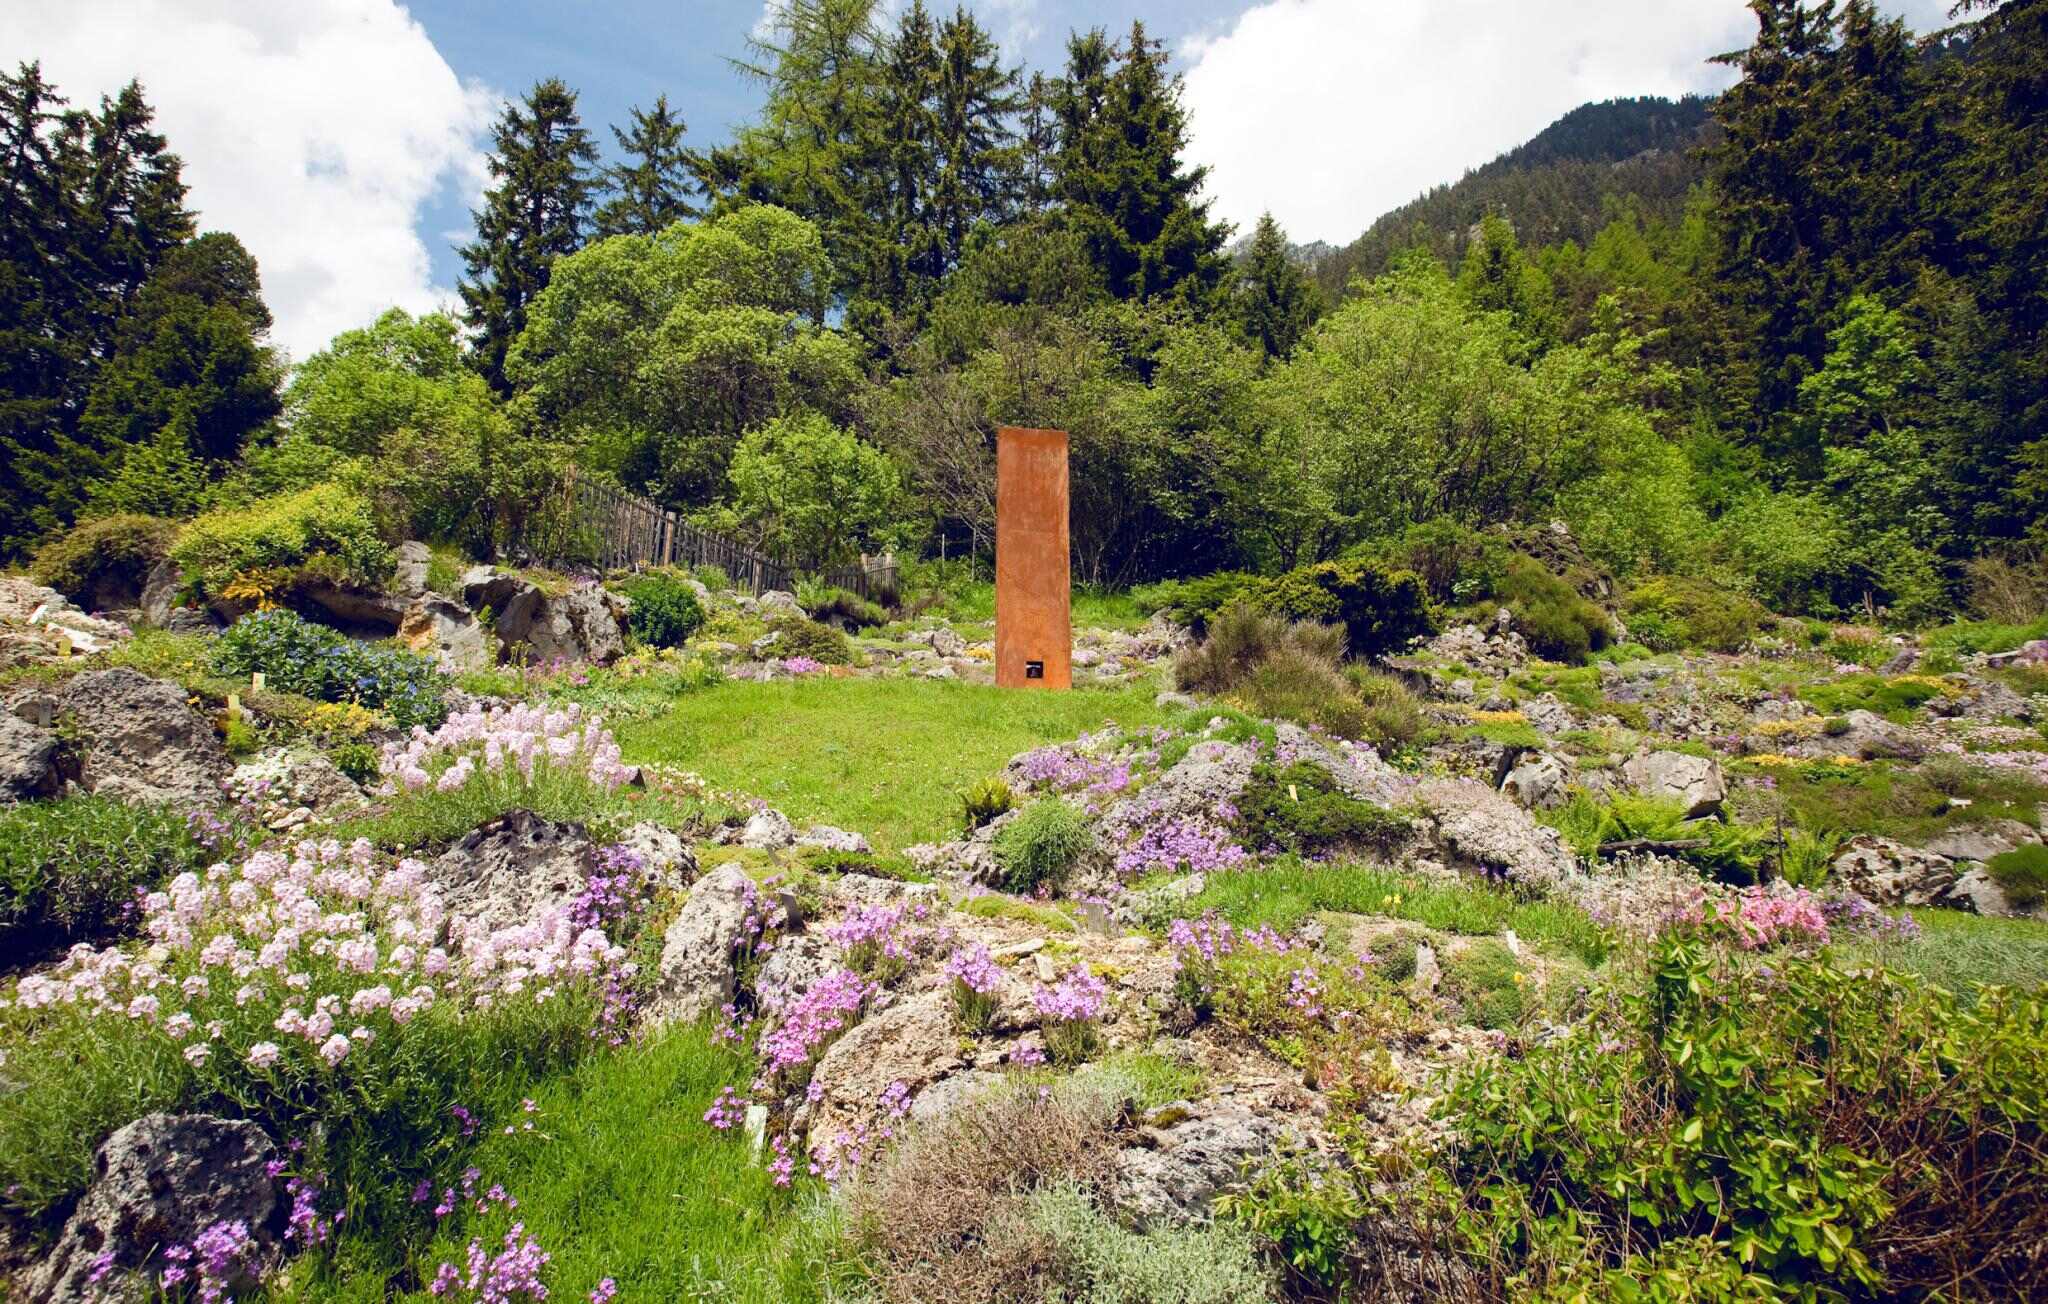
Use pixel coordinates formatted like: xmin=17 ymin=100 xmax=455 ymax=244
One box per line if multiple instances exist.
xmin=560 ymin=477 xmax=899 ymax=600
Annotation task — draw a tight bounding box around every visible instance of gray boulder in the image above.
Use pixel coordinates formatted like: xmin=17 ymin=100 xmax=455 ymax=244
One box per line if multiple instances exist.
xmin=1111 ymin=1104 xmax=1284 ymax=1229
xmin=461 ymin=569 xmax=628 ymax=665
xmin=433 ymin=809 xmax=594 ymax=933
xmin=1832 ymin=836 xmax=1958 ymax=907
xmin=739 ymin=807 xmax=798 ymax=850
xmin=1830 ymin=710 xmax=1926 ymax=761
xmin=46 ymin=668 xmax=229 ymax=809
xmin=803 ymin=993 xmax=964 ymax=1161
xmin=1416 ymin=779 xmax=1580 ymax=891
xmin=1619 ymin=749 xmax=1727 ymax=819
xmin=393 ymin=540 xmax=433 ymax=594
xmin=796 ymin=824 xmax=871 ymax=854
xmin=0 ymin=709 xmax=62 ymax=802
xmin=397 ymin=596 xmax=492 ymax=673
xmin=25 ymin=1114 xmax=284 ymax=1304
xmin=758 ymin=590 xmax=806 ymax=621
xmin=139 ymin=558 xmax=183 ymax=629
xmin=610 ymin=821 xmax=697 ymax=890
xmin=650 ymin=863 xmax=761 ymax=1024
xmin=1499 ymin=751 xmax=1573 ymax=810
xmin=228 ymin=747 xmax=367 ymax=831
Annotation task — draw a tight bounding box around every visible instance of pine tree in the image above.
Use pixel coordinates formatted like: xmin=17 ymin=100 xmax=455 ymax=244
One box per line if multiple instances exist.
xmin=0 ymin=66 xmax=191 ymax=552
xmin=867 ymin=0 xmax=942 ymax=316
xmin=594 ymin=95 xmax=698 ymax=237
xmin=1233 ymin=212 xmax=1321 ymax=360
xmin=1017 ymin=72 xmax=1058 ymax=213
xmin=929 ymin=7 xmax=1022 ymax=276
xmin=459 ymin=78 xmax=597 ymax=395
xmin=1052 ymin=23 xmax=1229 ymax=304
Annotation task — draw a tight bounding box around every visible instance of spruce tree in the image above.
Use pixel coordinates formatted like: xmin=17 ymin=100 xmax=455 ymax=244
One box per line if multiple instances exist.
xmin=0 ymin=67 xmax=190 ymax=552
xmin=1052 ymin=22 xmax=1229 ymax=304
xmin=459 ymin=78 xmax=596 ymax=395
xmin=594 ymin=95 xmax=698 ymax=237
xmin=1233 ymin=212 xmax=1321 ymax=360
xmin=929 ymin=7 xmax=1023 ymax=276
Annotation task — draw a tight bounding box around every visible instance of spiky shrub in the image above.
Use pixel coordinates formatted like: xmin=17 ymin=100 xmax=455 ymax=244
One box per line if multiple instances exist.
xmin=1173 ymin=602 xmax=1344 ymax=696
xmin=960 ymin=776 xmax=1015 ymax=833
xmin=765 ymin=615 xmax=853 ymax=665
xmin=0 ymin=795 xmax=209 ymax=966
xmin=30 ymin=514 xmax=179 ymax=607
xmin=992 ymin=799 xmax=1092 ymax=896
xmin=619 ymin=571 xmax=705 ymax=649
xmin=801 ymin=584 xmax=888 ymax=630
xmin=1347 ymin=667 xmax=1424 ymax=749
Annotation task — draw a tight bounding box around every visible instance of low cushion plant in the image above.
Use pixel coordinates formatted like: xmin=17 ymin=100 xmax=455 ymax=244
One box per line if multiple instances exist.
xmin=29 ymin=513 xmax=180 ymax=607
xmin=212 ymin=608 xmax=447 ymax=729
xmin=992 ymin=798 xmax=1092 ymax=895
xmin=0 ymin=794 xmax=211 ymax=967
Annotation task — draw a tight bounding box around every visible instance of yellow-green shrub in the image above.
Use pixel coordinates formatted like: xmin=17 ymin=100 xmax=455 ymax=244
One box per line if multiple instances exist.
xmin=170 ymin=483 xmax=392 ymax=595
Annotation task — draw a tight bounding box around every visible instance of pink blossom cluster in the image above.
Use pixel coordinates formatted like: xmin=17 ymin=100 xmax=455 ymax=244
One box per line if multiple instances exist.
xmin=1033 ymin=964 xmax=1107 ymax=1024
xmin=1101 ymin=792 xmax=1249 ymax=880
xmin=1933 ymin=741 xmax=2048 ymax=784
xmin=781 ymin=656 xmax=825 ymax=675
xmin=753 ymin=968 xmax=873 ymax=1091
xmin=1723 ymin=885 xmax=1832 ymax=950
xmin=7 ymin=837 xmax=627 ymax=1080
xmin=1165 ymin=913 xmax=1297 ymax=970
xmin=825 ymin=901 xmax=930 ymax=977
xmin=941 ymin=944 xmax=1002 ymax=995
xmin=379 ymin=702 xmax=634 ymax=796
xmin=703 ymin=1085 xmax=747 ymax=1130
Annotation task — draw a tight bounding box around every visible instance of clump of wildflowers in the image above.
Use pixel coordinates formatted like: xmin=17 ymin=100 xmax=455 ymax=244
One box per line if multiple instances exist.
xmin=1033 ymin=965 xmax=1108 ymax=1065
xmin=1167 ymin=913 xmax=1297 ymax=1007
xmin=379 ymin=702 xmax=635 ymax=797
xmin=826 ymin=902 xmax=930 ymax=983
xmin=429 ymin=1222 xmax=551 ymax=1302
xmin=754 ymin=968 xmax=873 ymax=1093
xmin=942 ymin=944 xmax=1002 ymax=1034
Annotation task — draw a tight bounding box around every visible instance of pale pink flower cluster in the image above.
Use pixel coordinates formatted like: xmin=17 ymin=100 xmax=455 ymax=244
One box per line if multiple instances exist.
xmin=8 ymin=837 xmax=626 ymax=1077
xmin=1719 ymin=885 xmax=1832 ymax=950
xmin=379 ymin=702 xmax=634 ymax=797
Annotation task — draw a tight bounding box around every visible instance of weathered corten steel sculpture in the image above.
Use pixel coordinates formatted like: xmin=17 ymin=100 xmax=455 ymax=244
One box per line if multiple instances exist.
xmin=995 ymin=426 xmax=1071 ymax=690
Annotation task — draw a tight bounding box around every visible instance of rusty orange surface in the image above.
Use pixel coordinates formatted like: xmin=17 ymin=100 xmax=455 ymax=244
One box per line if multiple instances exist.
xmin=995 ymin=426 xmax=1071 ymax=690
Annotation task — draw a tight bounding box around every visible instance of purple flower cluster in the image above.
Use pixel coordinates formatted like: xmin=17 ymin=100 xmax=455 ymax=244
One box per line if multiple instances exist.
xmin=430 ymin=1222 xmax=551 ymax=1303
xmin=570 ymin=845 xmax=648 ymax=934
xmin=1103 ymin=794 xmax=1249 ymax=880
xmin=1034 ymin=964 xmax=1108 ymax=1062
xmin=703 ymin=1085 xmax=747 ymax=1131
xmin=942 ymin=943 xmax=1002 ymax=1034
xmin=1015 ymin=741 xmax=1133 ymax=802
xmin=755 ymin=969 xmax=872 ymax=1090
xmin=825 ymin=902 xmax=929 ymax=978
xmin=157 ymin=1218 xmax=259 ymax=1303
xmin=781 ymin=656 xmax=825 ymax=675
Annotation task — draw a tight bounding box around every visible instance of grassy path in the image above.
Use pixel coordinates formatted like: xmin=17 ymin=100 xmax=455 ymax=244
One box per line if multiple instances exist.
xmin=616 ymin=676 xmax=1170 ymax=849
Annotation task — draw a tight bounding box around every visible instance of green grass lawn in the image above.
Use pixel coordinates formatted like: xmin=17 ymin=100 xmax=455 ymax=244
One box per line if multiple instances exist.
xmin=1848 ymin=907 xmax=2048 ymax=996
xmin=284 ymin=1031 xmax=830 ymax=1304
xmin=616 ymin=676 xmax=1169 ymax=849
xmin=934 ymin=581 xmax=1155 ymax=633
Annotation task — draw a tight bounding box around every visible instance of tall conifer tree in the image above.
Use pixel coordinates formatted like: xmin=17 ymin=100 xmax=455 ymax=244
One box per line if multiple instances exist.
xmin=1233 ymin=212 xmax=1321 ymax=360
xmin=459 ymin=78 xmax=596 ymax=395
xmin=595 ymin=95 xmax=697 ymax=237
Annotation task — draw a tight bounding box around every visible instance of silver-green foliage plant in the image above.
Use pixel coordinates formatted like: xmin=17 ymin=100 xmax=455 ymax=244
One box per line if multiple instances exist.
xmin=993 ymin=799 xmax=1092 ymax=895
xmin=1027 ymin=1180 xmax=1275 ymax=1303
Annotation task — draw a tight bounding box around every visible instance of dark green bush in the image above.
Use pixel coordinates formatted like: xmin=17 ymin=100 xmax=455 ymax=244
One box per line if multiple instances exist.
xmin=992 ymin=799 xmax=1092 ymax=895
xmin=1500 ymin=556 xmax=1611 ymax=663
xmin=1362 ymin=519 xmax=1510 ymax=606
xmin=0 ymin=795 xmax=209 ymax=965
xmin=1132 ymin=571 xmax=1260 ymax=633
xmin=1250 ymin=560 xmax=1437 ymax=660
xmin=766 ymin=615 xmax=854 ymax=665
xmin=212 ymin=609 xmax=447 ymax=728
xmin=30 ymin=514 xmax=179 ymax=608
xmin=620 ymin=571 xmax=706 ymax=649
xmin=1986 ymin=845 xmax=2048 ymax=911
xmin=1233 ymin=761 xmax=1410 ymax=858
xmin=1623 ymin=576 xmax=1767 ymax=653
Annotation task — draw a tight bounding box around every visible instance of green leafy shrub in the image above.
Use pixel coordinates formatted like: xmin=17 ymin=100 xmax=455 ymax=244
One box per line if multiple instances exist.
xmin=1624 ymin=576 xmax=1767 ymax=653
xmin=1500 ymin=555 xmax=1611 ymax=663
xmin=1131 ymin=571 xmax=1260 ymax=633
xmin=960 ymin=776 xmax=1015 ymax=832
xmin=29 ymin=514 xmax=179 ymax=607
xmin=171 ymin=483 xmax=393 ymax=596
xmin=1362 ymin=519 xmax=1510 ymax=606
xmin=1436 ymin=934 xmax=2048 ymax=1300
xmin=1250 ymin=559 xmax=1437 ymax=660
xmin=0 ymin=795 xmax=209 ymax=966
xmin=765 ymin=615 xmax=853 ymax=665
xmin=992 ymin=798 xmax=1092 ymax=895
xmin=1798 ymin=673 xmax=1949 ymax=722
xmin=332 ymin=741 xmax=381 ymax=785
xmin=1439 ymin=939 xmax=1539 ymax=1030
xmin=619 ymin=571 xmax=706 ymax=649
xmin=1986 ymin=844 xmax=2048 ymax=911
xmin=1233 ymin=761 xmax=1410 ymax=858
xmin=212 ymin=608 xmax=447 ymax=728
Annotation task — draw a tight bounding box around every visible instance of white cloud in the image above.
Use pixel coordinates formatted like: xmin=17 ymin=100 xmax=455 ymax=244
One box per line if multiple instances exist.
xmin=0 ymin=0 xmax=497 ymax=361
xmin=1182 ymin=0 xmax=1962 ymax=246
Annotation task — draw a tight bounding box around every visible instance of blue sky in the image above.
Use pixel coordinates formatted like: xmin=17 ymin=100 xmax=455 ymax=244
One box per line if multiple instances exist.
xmin=402 ymin=0 xmax=1251 ymax=291
xmin=3 ymin=0 xmax=1958 ymax=359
